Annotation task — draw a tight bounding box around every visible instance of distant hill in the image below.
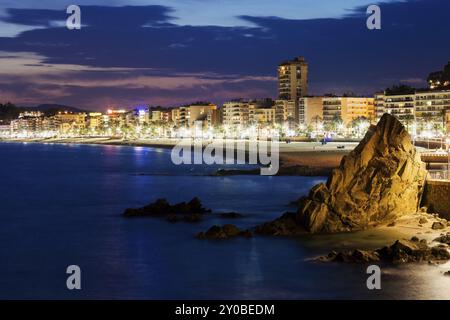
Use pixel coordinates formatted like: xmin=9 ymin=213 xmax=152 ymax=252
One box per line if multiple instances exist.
xmin=0 ymin=103 xmax=91 ymax=124
xmin=33 ymin=104 xmax=91 ymax=115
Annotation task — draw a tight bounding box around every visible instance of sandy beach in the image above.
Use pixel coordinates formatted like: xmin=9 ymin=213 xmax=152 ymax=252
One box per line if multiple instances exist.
xmin=1 ymin=137 xmax=355 ymax=175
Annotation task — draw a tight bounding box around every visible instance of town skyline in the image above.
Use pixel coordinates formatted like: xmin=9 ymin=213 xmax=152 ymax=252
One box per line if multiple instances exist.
xmin=0 ymin=0 xmax=449 ymax=110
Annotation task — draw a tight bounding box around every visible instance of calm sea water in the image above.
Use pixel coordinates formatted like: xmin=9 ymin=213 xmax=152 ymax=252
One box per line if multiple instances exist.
xmin=0 ymin=142 xmax=449 ymax=299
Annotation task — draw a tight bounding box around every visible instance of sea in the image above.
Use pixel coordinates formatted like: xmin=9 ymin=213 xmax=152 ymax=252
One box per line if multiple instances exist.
xmin=0 ymin=142 xmax=448 ymax=299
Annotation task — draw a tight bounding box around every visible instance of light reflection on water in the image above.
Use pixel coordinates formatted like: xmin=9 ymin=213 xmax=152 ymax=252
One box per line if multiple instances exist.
xmin=0 ymin=142 xmax=448 ymax=299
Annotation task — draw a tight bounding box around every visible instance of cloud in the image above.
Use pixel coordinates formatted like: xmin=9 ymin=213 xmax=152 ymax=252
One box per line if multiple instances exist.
xmin=0 ymin=51 xmax=276 ymax=108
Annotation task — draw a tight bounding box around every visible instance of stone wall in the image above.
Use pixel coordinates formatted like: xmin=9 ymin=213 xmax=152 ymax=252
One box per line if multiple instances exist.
xmin=422 ymin=179 xmax=450 ymax=219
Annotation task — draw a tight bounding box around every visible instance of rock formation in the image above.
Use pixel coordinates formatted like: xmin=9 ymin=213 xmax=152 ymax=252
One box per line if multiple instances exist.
xmin=196 ymin=224 xmax=252 ymax=240
xmin=298 ymin=113 xmax=427 ymax=233
xmin=319 ymin=237 xmax=450 ymax=264
xmin=123 ymin=197 xmax=210 ymax=222
xmin=255 ymin=212 xmax=305 ymax=236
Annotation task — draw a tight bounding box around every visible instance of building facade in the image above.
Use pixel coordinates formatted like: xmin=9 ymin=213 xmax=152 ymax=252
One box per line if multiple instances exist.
xmin=446 ymin=109 xmax=450 ymax=135
xmin=415 ymin=90 xmax=450 ymax=128
xmin=374 ymin=89 xmax=450 ymax=133
xmin=174 ymin=104 xmax=217 ymax=128
xmin=278 ymin=57 xmax=308 ymax=122
xmin=298 ymin=97 xmax=323 ymax=126
xmin=222 ymin=101 xmax=249 ymax=127
xmin=249 ymin=107 xmax=276 ymax=125
xmin=53 ymin=112 xmax=87 ymax=134
xmin=274 ymin=99 xmax=296 ymax=123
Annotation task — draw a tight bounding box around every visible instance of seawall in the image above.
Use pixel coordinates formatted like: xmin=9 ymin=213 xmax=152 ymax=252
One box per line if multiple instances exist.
xmin=422 ymin=179 xmax=450 ymax=219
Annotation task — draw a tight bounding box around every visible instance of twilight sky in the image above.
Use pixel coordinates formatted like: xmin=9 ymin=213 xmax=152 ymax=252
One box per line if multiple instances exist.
xmin=0 ymin=0 xmax=449 ymax=110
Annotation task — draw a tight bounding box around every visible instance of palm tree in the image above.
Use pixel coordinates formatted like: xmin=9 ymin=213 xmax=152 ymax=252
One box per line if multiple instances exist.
xmin=403 ymin=114 xmax=415 ymax=134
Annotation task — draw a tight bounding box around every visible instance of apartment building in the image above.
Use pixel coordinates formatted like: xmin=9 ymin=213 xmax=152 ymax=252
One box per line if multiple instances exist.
xmin=278 ymin=57 xmax=308 ymax=122
xmin=175 ymin=104 xmax=217 ymax=128
xmin=222 ymin=101 xmax=249 ymax=127
xmin=87 ymin=112 xmax=103 ymax=130
xmin=322 ymin=97 xmax=342 ymax=123
xmin=54 ymin=112 xmax=87 ymax=133
xmin=206 ymin=108 xmax=221 ymax=128
xmin=171 ymin=108 xmax=181 ymax=126
xmin=298 ymin=97 xmax=323 ymax=125
xmin=322 ymin=97 xmax=374 ymax=125
xmin=249 ymin=107 xmax=276 ymax=125
xmin=446 ymin=109 xmax=450 ymax=135
xmin=374 ymin=92 xmax=385 ymax=120
xmin=10 ymin=111 xmax=44 ymax=132
xmin=343 ymin=97 xmax=375 ymax=124
xmin=374 ymin=89 xmax=450 ymax=131
xmin=274 ymin=99 xmax=296 ymax=123
xmin=382 ymin=94 xmax=415 ymax=122
xmin=415 ymin=89 xmax=450 ymax=126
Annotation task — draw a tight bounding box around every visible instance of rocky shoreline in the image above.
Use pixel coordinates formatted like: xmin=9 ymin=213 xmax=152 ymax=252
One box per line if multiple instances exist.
xmin=317 ymin=236 xmax=450 ymax=264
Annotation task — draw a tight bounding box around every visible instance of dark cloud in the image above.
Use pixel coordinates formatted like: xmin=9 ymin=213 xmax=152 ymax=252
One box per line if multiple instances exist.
xmin=2 ymin=5 xmax=173 ymax=27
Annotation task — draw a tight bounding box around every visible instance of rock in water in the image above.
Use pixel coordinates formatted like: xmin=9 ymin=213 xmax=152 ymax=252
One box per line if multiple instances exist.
xmin=196 ymin=224 xmax=253 ymax=240
xmin=123 ymin=197 xmax=211 ymax=219
xmin=298 ymin=114 xmax=427 ymax=233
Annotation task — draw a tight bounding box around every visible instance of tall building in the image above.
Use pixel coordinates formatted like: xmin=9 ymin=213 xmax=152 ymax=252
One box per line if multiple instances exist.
xmin=278 ymin=56 xmax=308 ymax=123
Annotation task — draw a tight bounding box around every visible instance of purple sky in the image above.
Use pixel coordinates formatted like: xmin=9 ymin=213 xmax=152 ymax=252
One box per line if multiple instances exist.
xmin=0 ymin=0 xmax=449 ymax=110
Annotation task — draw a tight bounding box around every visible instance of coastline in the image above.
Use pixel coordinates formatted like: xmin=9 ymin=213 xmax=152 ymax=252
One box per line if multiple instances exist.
xmin=0 ymin=137 xmax=355 ymax=176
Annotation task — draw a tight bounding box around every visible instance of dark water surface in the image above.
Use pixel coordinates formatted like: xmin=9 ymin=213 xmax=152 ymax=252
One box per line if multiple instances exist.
xmin=0 ymin=142 xmax=448 ymax=299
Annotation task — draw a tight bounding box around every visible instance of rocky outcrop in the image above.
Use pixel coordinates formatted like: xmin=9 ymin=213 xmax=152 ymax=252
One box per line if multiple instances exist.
xmin=298 ymin=114 xmax=427 ymax=233
xmin=320 ymin=237 xmax=450 ymax=264
xmin=434 ymin=232 xmax=450 ymax=245
xmin=255 ymin=212 xmax=305 ymax=236
xmin=432 ymin=222 xmax=446 ymax=230
xmin=196 ymin=224 xmax=252 ymax=240
xmin=123 ymin=197 xmax=211 ymax=221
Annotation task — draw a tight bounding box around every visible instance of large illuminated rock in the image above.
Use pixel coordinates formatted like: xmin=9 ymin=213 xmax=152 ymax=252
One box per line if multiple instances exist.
xmin=298 ymin=113 xmax=427 ymax=233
